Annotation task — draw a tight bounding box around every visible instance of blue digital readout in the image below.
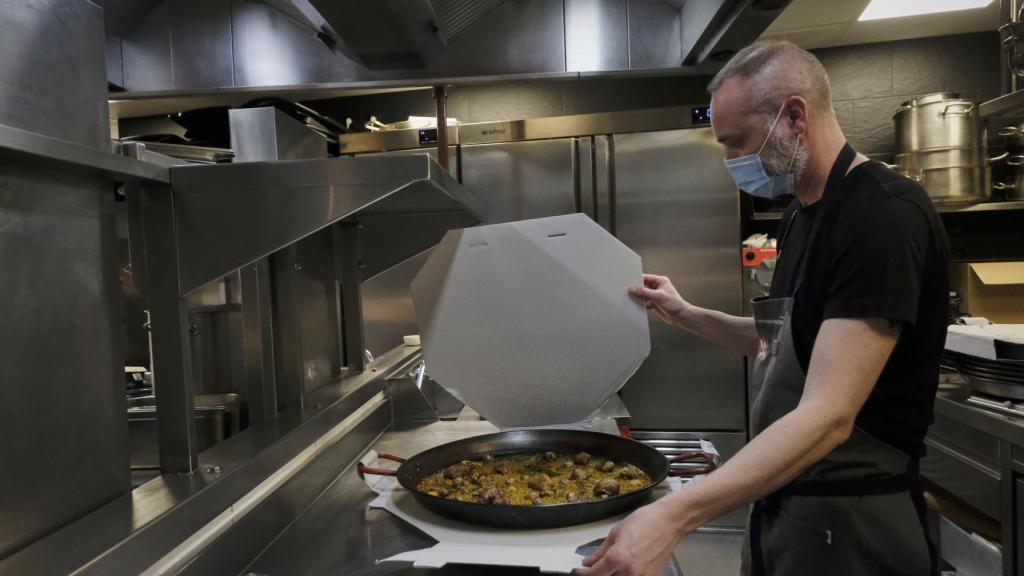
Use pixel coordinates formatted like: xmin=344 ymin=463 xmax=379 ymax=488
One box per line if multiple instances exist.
xmin=419 ymin=128 xmax=438 ymax=145
xmin=691 ymin=105 xmax=712 ymax=125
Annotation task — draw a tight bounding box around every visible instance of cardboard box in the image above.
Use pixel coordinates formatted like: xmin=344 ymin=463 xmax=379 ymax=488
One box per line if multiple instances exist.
xmin=410 ymin=214 xmax=650 ymax=428
xmin=950 ymin=262 xmax=1024 ymax=324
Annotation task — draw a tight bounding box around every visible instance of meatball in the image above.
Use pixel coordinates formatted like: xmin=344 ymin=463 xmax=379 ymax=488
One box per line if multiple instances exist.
xmin=443 ymin=463 xmax=471 ymax=479
xmin=600 ymin=460 xmax=615 ymax=473
xmin=594 ymin=478 xmax=620 ymax=498
xmin=573 ymin=452 xmax=592 ymax=465
xmin=571 ymin=467 xmax=588 ymax=481
xmin=566 ymin=491 xmax=579 ymax=503
xmin=527 ymin=473 xmax=551 ymax=491
xmin=543 ymin=451 xmax=557 ymax=462
xmin=620 ymin=465 xmax=643 ymax=480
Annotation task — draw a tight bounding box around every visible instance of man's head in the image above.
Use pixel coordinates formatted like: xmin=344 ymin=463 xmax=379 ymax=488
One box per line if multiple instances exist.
xmin=709 ymin=40 xmax=837 ymax=191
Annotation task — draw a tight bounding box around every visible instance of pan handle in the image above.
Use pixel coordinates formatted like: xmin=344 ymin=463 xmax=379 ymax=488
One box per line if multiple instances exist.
xmin=666 ymin=451 xmax=717 ymax=478
xmin=357 ymin=453 xmax=406 ymax=478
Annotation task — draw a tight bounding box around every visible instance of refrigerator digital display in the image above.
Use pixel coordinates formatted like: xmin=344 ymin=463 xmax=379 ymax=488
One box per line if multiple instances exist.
xmin=419 ymin=128 xmax=438 ymax=145
xmin=691 ymin=105 xmax=712 ymax=125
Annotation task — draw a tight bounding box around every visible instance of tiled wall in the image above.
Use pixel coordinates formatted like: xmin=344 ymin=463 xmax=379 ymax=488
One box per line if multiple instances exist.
xmin=816 ymin=31 xmax=1001 ymax=161
xmin=306 ymin=31 xmax=1001 ymax=161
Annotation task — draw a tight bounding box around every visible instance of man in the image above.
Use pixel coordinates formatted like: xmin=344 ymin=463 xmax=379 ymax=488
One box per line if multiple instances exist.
xmin=579 ymin=40 xmax=949 ymax=576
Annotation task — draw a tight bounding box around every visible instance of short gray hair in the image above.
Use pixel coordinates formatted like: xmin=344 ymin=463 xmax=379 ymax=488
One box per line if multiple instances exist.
xmin=708 ymin=40 xmax=833 ymax=117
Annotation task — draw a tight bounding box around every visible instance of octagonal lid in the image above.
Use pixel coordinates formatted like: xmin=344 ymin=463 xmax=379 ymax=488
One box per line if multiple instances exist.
xmin=410 ymin=214 xmax=650 ymax=428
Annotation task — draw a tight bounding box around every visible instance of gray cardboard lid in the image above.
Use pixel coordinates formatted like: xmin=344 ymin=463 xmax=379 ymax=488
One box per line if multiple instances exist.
xmin=410 ymin=214 xmax=650 ymax=427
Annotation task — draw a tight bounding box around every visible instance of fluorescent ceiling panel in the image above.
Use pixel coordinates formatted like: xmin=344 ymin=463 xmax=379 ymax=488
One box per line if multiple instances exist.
xmin=859 ymin=0 xmax=993 ymax=21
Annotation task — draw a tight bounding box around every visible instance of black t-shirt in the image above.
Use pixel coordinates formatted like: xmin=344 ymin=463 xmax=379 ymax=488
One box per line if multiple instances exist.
xmin=769 ymin=155 xmax=950 ymax=458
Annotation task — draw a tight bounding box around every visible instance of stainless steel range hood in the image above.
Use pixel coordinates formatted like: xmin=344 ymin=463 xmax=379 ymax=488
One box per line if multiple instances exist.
xmin=105 ymin=0 xmax=792 ymax=98
xmin=169 ymin=154 xmax=484 ymax=295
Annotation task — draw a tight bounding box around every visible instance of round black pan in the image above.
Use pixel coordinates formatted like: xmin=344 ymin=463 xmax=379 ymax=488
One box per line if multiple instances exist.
xmin=359 ymin=429 xmax=715 ymax=529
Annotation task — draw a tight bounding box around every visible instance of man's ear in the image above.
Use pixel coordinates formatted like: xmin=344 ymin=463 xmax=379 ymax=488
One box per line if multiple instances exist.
xmin=785 ymin=95 xmax=809 ymax=136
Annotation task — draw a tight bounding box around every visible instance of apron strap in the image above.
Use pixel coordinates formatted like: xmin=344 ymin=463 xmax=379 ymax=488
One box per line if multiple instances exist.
xmin=750 ymin=459 xmax=928 ymax=576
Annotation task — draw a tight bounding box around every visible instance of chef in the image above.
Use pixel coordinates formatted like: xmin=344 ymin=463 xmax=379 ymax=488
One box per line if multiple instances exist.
xmin=579 ymin=40 xmax=949 ymax=576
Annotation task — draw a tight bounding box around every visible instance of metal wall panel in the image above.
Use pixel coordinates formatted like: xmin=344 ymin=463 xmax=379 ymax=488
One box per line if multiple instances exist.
xmin=564 ymin=0 xmax=628 ymax=72
xmin=0 ymin=0 xmax=108 ymax=149
xmin=230 ymin=0 xmax=363 ymax=88
xmin=0 ymin=164 xmax=129 ymax=557
xmin=122 ymin=0 xmax=173 ymax=92
xmin=0 ymin=0 xmax=128 ymax=557
xmin=361 ymin=249 xmax=434 ymax=359
xmin=427 ymin=0 xmax=566 ymax=77
xmin=169 ymin=0 xmax=235 ymax=89
xmin=613 ymin=128 xmax=745 ymax=430
xmin=460 ymin=139 xmax=578 ymax=224
xmin=628 ymin=0 xmax=683 ymax=69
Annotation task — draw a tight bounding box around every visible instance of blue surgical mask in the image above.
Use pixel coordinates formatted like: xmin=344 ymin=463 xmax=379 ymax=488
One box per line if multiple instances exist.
xmin=723 ymin=103 xmax=800 ymax=199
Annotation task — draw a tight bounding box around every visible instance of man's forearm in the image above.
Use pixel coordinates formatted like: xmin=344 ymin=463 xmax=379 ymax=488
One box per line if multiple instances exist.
xmin=663 ymin=399 xmax=850 ymax=536
xmin=676 ymin=305 xmax=759 ymax=357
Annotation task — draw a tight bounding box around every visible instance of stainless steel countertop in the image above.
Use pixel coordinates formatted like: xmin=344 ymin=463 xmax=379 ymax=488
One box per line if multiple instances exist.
xmin=244 ymin=420 xmax=686 ymax=576
xmin=934 ymin=393 xmax=1024 ymax=447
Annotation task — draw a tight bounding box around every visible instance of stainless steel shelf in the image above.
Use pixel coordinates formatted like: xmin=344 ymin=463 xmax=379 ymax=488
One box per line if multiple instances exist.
xmin=0 ymin=122 xmax=169 ymax=184
xmin=750 ymin=201 xmax=1024 ymax=222
xmin=937 ymin=200 xmax=1024 ymax=213
xmin=980 ymin=89 xmax=1024 ymax=118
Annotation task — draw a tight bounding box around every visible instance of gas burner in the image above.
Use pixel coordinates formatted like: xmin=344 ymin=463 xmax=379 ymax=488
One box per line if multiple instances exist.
xmin=966 ymin=394 xmax=1024 ymax=419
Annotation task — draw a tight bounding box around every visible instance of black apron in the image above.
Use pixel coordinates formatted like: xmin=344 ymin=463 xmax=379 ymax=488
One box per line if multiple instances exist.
xmin=740 ymin=144 xmax=937 ymax=576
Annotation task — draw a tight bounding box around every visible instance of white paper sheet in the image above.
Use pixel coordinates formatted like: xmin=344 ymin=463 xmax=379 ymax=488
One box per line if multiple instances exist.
xmin=361 ymin=449 xmax=696 ymax=573
xmin=946 ymin=324 xmax=1024 ymax=359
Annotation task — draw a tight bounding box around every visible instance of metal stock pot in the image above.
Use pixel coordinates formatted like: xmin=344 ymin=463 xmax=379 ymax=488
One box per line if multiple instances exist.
xmin=894 ymin=92 xmax=1000 ymax=205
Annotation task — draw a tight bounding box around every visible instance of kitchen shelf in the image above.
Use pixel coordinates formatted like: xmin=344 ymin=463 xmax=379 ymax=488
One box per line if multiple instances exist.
xmin=980 ymin=89 xmax=1024 ymax=119
xmin=749 ymin=201 xmax=1024 ymax=222
xmin=938 ymin=200 xmax=1024 ymax=213
xmin=0 ymin=121 xmax=169 ymax=184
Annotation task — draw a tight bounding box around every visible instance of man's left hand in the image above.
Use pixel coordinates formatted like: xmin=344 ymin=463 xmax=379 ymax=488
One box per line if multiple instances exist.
xmin=576 ymin=499 xmax=685 ymax=576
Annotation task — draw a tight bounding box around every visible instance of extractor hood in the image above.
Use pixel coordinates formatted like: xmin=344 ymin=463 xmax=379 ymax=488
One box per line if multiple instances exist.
xmin=106 ymin=0 xmax=793 ymax=96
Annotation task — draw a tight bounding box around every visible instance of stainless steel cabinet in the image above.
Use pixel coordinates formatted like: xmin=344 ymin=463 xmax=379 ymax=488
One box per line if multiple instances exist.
xmin=461 ymin=139 xmax=579 ymax=224
xmin=613 ymin=128 xmax=746 ymax=430
xmin=1018 ymin=477 xmax=1024 ymax=576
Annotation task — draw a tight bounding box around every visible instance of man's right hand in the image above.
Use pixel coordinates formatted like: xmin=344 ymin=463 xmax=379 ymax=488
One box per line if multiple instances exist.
xmin=628 ymin=274 xmax=691 ymax=328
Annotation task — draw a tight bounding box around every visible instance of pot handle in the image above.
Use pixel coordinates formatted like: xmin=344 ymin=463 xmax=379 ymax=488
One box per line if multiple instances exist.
xmin=357 ymin=453 xmax=406 ymax=478
xmin=666 ymin=451 xmax=717 ymax=478
xmin=939 ymin=103 xmax=975 ymax=117
xmin=994 ymin=182 xmax=1016 ymax=191
xmin=1007 ymin=154 xmax=1024 ymax=166
xmin=998 ymin=126 xmax=1024 ymax=137
xmin=990 ymin=151 xmax=1010 ymax=164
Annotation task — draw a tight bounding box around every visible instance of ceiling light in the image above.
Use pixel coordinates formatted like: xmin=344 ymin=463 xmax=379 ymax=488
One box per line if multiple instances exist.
xmin=859 ymin=0 xmax=993 ymax=21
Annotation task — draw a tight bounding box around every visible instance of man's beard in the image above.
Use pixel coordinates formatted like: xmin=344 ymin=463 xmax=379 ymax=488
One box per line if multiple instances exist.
xmin=761 ymin=124 xmax=808 ymax=188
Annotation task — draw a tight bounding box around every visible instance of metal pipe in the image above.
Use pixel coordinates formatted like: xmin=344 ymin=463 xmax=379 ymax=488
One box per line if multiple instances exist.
xmin=433 ymin=85 xmax=449 ymax=170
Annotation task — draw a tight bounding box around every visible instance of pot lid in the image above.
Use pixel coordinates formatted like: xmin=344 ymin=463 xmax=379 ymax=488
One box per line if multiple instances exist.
xmin=410 ymin=214 xmax=650 ymax=428
xmin=900 ymin=91 xmax=969 ymax=108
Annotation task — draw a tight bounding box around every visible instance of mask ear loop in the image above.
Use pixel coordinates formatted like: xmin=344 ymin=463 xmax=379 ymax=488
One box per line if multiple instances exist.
xmin=786 ymin=133 xmax=801 ymax=174
xmin=757 ymin=102 xmax=789 ymax=155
